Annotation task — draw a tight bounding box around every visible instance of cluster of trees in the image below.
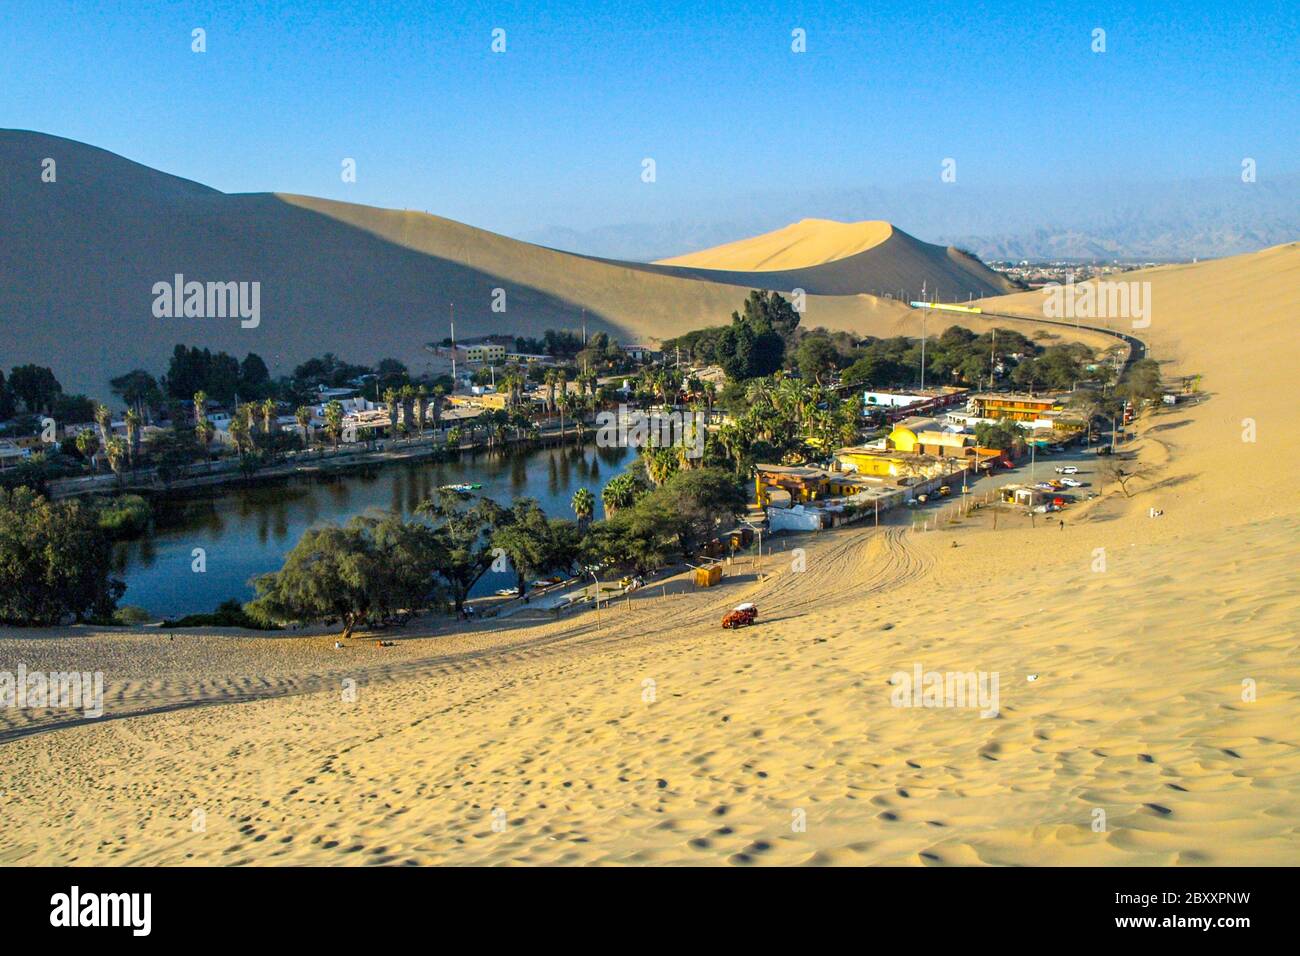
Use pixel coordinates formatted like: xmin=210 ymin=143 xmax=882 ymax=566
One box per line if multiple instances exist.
xmin=159 ymin=345 xmax=273 ymax=405
xmin=707 ymin=374 xmax=861 ymax=472
xmin=0 ymin=488 xmax=124 ymax=625
xmin=836 ymin=326 xmax=1078 ymax=392
xmin=0 ymin=365 xmax=95 ymax=426
xmin=662 ymin=291 xmax=800 ymax=382
xmin=248 ymin=468 xmax=745 ymax=636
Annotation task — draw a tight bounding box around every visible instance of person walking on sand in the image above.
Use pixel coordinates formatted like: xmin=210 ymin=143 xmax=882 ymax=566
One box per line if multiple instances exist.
xmin=1059 ymin=520 xmax=1065 ymax=531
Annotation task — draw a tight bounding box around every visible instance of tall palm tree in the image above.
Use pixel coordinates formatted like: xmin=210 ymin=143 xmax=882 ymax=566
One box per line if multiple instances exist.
xmin=76 ymin=429 xmax=100 ymax=472
xmin=295 ymin=405 xmax=313 ymax=446
xmin=105 ymin=436 xmax=128 ymax=485
xmin=324 ymin=400 xmax=345 ymax=448
xmin=571 ymin=487 xmax=595 ymax=530
xmin=544 ymin=368 xmax=557 ymax=416
xmin=94 ymin=403 xmax=112 ymax=451
xmin=192 ymin=390 xmax=207 ymax=428
xmin=557 ymin=389 xmax=570 ymax=441
xmin=415 ymin=385 xmax=429 ymax=435
xmin=124 ymin=408 xmax=142 ymax=469
xmin=260 ymin=397 xmax=277 ymax=437
xmin=400 ymin=385 xmax=416 ymax=434
xmin=228 ymin=412 xmax=251 ymax=455
xmin=383 ymin=387 xmax=399 ymax=437
xmin=430 ymin=385 xmax=445 ymax=432
xmin=198 ymin=419 xmax=215 ymax=468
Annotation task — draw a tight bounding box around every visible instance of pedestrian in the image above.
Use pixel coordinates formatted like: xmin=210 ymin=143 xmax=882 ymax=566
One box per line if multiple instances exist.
xmin=1059 ymin=519 xmax=1065 ymax=531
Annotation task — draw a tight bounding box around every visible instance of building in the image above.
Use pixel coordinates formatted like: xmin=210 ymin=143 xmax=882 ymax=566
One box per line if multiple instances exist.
xmin=622 ymin=344 xmax=660 ymax=363
xmin=968 ymin=392 xmax=1059 ymax=422
xmin=447 ymin=391 xmax=509 ymax=411
xmin=0 ymin=440 xmax=32 ymax=469
xmin=835 ymin=446 xmax=952 ymax=480
xmin=754 ymin=465 xmax=829 ymax=505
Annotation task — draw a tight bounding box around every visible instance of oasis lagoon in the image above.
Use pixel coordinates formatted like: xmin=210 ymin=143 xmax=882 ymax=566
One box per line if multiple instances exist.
xmin=114 ymin=442 xmax=634 ymax=619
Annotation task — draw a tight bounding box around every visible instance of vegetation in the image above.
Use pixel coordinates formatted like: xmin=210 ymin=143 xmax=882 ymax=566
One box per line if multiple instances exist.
xmin=247 ymin=513 xmax=447 ymax=637
xmin=0 ymin=487 xmax=124 ymax=625
xmin=96 ymin=494 xmax=152 ymax=538
xmin=162 ymin=598 xmax=278 ymax=630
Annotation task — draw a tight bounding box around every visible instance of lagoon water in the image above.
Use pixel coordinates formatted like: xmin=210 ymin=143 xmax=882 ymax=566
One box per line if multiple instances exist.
xmin=114 ymin=443 xmax=634 ymax=618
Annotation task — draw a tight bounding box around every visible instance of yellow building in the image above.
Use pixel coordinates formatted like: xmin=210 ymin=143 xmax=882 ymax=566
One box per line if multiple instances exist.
xmin=448 ymin=391 xmax=509 ymax=410
xmin=970 ymin=393 xmax=1058 ymax=422
xmin=464 ymin=343 xmax=506 ymax=364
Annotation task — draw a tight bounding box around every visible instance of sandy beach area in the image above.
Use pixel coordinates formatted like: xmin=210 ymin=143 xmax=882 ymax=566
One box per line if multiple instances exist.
xmin=2 ymin=244 xmax=1297 ymax=866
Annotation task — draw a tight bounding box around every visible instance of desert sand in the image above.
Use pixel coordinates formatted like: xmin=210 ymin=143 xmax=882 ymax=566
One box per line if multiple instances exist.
xmin=656 ymin=218 xmax=897 ymax=270
xmin=1 ymin=244 xmax=1298 ymax=866
xmin=2 ymin=131 xmax=1011 ymax=402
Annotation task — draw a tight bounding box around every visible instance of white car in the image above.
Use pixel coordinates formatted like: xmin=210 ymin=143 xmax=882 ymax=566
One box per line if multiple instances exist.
xmin=1055 ymin=466 xmax=1080 ymax=474
xmin=1059 ymin=477 xmax=1083 ymax=488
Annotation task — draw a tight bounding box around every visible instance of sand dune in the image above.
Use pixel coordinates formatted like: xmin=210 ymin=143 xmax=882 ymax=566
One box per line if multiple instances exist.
xmin=656 ymin=218 xmax=897 ymax=270
xmin=644 ymin=218 xmax=1016 ymax=299
xmin=4 ymin=131 xmax=1010 ymax=402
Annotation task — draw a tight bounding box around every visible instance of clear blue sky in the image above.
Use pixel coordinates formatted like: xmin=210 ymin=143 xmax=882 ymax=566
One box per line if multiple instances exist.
xmin=3 ymin=0 xmax=1296 ymax=237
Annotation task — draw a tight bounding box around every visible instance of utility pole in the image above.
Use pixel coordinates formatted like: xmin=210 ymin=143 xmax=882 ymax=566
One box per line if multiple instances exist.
xmin=449 ymin=303 xmax=457 ymax=394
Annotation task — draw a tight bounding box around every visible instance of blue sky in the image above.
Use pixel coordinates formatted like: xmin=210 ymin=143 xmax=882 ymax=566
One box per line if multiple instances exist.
xmin=2 ymin=0 xmax=1296 ymax=243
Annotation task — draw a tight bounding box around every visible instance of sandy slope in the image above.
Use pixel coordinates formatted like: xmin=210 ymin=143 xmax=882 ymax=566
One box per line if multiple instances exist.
xmin=656 ymin=219 xmax=897 ymax=270
xmin=4 ymin=131 xmax=1004 ymax=401
xmin=1 ymin=233 xmax=1297 ymax=865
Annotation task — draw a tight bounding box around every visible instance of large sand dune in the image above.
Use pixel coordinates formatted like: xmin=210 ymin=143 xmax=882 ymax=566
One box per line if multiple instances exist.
xmin=643 ymin=218 xmax=1016 ymax=299
xmin=3 ymin=131 xmax=1012 ymax=402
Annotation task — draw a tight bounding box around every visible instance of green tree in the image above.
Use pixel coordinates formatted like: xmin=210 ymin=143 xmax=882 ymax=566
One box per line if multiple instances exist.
xmin=490 ymin=499 xmax=580 ymax=596
xmin=416 ymin=490 xmax=507 ymax=615
xmin=601 ymin=471 xmax=645 ymax=516
xmin=247 ymin=515 xmax=441 ymax=638
xmin=571 ymin=486 xmax=595 ymax=529
xmin=0 ymin=487 xmax=124 ymax=625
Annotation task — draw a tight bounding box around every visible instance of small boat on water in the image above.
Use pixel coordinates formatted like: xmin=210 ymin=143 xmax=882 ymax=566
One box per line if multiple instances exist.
xmin=440 ymin=482 xmax=483 ymax=493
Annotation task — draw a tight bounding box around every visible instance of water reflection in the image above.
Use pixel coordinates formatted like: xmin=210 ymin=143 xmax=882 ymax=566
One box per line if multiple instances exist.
xmin=115 ymin=441 xmax=634 ymax=617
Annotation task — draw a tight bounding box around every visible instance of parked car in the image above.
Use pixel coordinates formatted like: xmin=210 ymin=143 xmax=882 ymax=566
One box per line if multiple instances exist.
xmin=1056 ymin=466 xmax=1080 ymax=474
xmin=1060 ymin=478 xmax=1083 ymax=488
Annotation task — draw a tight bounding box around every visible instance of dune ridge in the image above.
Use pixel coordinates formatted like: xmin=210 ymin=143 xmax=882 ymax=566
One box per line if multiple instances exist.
xmin=2 ymin=131 xmax=1012 ymax=400
xmin=655 ymin=218 xmax=897 ymax=270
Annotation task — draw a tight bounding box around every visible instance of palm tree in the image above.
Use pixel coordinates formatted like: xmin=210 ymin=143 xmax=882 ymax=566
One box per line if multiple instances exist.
xmin=415 ymin=385 xmax=429 ymax=435
xmin=571 ymin=487 xmax=595 ymax=530
xmin=601 ymin=472 xmax=641 ymax=517
xmin=124 ymin=408 xmax=142 ymax=469
xmin=260 ymin=397 xmax=277 ymax=438
xmin=228 ymin=412 xmax=251 ymax=455
xmin=324 ymin=400 xmax=345 ymax=448
xmin=191 ymin=390 xmax=206 ymax=447
xmin=76 ymin=428 xmax=100 ymax=472
xmin=400 ymin=385 xmax=416 ymax=435
xmin=557 ymin=390 xmax=571 ymax=441
xmin=105 ymin=436 xmax=128 ymax=485
xmin=430 ymin=385 xmax=445 ymax=432
xmin=94 ymin=403 xmax=112 ymax=451
xmin=544 ymin=369 xmax=557 ymax=416
xmin=295 ymin=405 xmax=313 ymax=446
xmin=383 ymin=387 xmax=399 ymax=437
xmin=198 ymin=419 xmax=215 ymax=468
